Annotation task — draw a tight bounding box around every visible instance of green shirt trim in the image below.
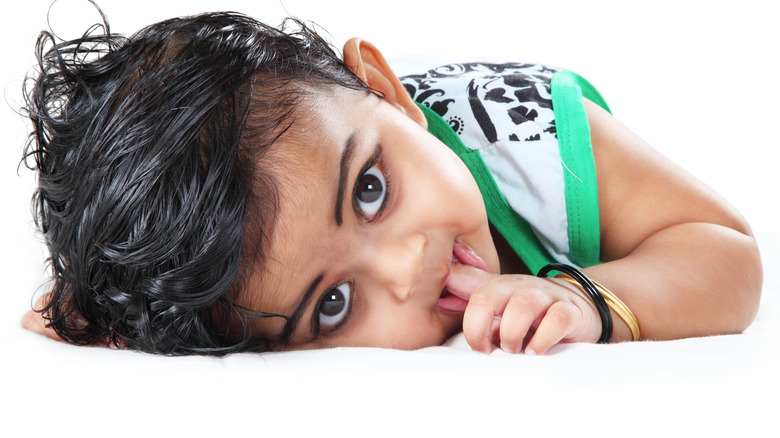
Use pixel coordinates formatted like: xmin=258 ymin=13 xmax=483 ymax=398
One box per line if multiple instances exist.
xmin=417 ymin=102 xmax=554 ymax=274
xmin=417 ymin=71 xmax=608 ymax=272
xmin=550 ymin=71 xmax=610 ymax=268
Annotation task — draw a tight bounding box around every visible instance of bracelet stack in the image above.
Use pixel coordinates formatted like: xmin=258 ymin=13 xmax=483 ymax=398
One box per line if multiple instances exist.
xmin=537 ymin=263 xmax=641 ymax=343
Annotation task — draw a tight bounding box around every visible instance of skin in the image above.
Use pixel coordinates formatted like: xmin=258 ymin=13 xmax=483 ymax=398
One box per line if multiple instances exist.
xmin=24 ymin=38 xmax=764 ymax=355
xmin=240 ymin=76 xmax=500 ymax=350
xmin=241 ymin=39 xmax=762 ymax=354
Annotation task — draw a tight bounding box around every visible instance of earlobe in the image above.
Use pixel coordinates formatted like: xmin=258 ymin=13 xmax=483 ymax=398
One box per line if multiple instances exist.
xmin=343 ymin=37 xmax=427 ymax=129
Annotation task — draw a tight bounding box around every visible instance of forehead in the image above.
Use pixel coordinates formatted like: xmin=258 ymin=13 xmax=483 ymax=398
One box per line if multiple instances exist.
xmin=239 ymin=86 xmax=369 ymax=334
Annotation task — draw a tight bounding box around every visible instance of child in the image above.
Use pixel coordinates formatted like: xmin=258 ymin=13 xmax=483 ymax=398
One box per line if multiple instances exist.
xmin=21 ymin=11 xmax=762 ymax=356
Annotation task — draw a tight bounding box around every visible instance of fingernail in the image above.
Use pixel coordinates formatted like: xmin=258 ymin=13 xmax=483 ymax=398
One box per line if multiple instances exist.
xmin=525 ymin=348 xmax=537 ymax=356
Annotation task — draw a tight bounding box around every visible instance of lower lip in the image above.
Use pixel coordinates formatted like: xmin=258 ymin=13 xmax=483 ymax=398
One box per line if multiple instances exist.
xmin=436 ymin=242 xmax=488 ymax=312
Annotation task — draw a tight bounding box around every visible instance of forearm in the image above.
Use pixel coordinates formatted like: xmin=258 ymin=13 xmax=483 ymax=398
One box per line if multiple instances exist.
xmin=584 ymin=222 xmax=762 ymax=342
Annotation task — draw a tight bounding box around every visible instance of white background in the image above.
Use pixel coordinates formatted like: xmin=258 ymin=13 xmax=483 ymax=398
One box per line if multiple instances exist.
xmin=1 ymin=1 xmax=777 ymax=436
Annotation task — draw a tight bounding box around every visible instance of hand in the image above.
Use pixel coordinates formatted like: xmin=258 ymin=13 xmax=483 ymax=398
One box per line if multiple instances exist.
xmin=446 ymin=263 xmax=602 ymax=354
xmin=21 ymin=294 xmax=63 ymax=343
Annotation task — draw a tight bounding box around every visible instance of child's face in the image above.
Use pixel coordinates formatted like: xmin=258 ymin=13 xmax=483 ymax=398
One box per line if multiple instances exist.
xmin=242 ymin=85 xmax=500 ymax=350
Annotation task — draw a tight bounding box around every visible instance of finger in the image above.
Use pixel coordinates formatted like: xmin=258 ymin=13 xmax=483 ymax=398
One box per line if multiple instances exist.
xmin=498 ymin=288 xmax=552 ymax=354
xmin=524 ymin=301 xmax=580 ymax=355
xmin=445 ymin=262 xmax=495 ymax=301
xmin=461 ymin=285 xmax=510 ymax=353
xmin=489 ymin=316 xmax=502 ymax=349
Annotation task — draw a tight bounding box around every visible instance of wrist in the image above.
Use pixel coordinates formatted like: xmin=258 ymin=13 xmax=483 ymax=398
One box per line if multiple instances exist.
xmin=538 ymin=263 xmax=613 ymax=343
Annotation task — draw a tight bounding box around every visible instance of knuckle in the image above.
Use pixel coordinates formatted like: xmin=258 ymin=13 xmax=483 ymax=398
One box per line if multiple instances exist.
xmin=546 ymin=301 xmax=578 ymax=327
xmin=467 ymin=287 xmax=493 ymax=307
xmin=505 ymin=287 xmax=545 ymax=313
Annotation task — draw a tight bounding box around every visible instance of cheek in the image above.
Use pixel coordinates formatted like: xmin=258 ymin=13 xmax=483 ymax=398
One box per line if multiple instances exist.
xmin=415 ymin=142 xmax=501 ymax=274
xmin=381 ymin=310 xmax=461 ymax=349
xmin=348 ymin=303 xmax=453 ymax=349
xmin=407 ymin=140 xmax=481 ymax=202
xmin=437 ymin=146 xmax=480 ymax=197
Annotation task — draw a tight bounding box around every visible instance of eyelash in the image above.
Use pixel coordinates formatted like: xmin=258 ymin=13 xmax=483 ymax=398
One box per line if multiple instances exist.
xmin=352 ymin=149 xmax=391 ymax=222
xmin=314 ymin=148 xmax=392 ymax=336
xmin=314 ymin=281 xmax=354 ymax=334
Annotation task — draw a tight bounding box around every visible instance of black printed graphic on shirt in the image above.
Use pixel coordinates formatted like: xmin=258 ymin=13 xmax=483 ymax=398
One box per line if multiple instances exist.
xmin=401 ymin=62 xmax=558 ymax=144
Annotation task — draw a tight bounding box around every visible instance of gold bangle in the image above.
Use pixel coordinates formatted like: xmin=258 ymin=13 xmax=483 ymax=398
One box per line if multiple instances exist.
xmin=555 ymin=274 xmax=641 ymax=341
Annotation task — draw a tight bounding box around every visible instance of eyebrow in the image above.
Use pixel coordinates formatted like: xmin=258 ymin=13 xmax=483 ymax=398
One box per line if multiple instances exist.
xmin=280 ymin=274 xmax=323 ymax=344
xmin=334 ymin=134 xmax=357 ymax=226
xmin=282 ymin=134 xmax=359 ymax=342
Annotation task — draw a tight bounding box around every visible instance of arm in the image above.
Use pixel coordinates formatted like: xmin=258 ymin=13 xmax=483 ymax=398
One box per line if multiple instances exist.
xmin=582 ymin=98 xmax=762 ymax=341
xmin=450 ymin=98 xmax=762 ymax=353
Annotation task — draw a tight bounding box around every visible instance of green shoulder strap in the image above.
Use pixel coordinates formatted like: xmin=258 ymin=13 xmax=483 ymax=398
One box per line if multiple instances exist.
xmin=417 ymin=103 xmax=554 ymax=274
xmin=550 ymin=71 xmax=610 ymax=268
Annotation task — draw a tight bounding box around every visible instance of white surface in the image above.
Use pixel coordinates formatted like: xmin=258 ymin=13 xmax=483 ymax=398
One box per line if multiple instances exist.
xmin=2 ymin=1 xmax=778 ymax=436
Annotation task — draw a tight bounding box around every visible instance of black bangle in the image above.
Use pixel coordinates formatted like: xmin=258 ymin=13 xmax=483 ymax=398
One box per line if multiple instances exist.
xmin=537 ymin=263 xmax=613 ymax=343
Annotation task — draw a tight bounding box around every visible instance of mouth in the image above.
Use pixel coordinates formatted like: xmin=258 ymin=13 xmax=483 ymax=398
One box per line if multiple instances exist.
xmin=436 ymin=242 xmax=488 ymax=312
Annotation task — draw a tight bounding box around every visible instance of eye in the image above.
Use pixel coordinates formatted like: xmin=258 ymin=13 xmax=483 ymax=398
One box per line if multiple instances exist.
xmin=316 ymin=282 xmax=353 ymax=332
xmin=354 ymin=163 xmax=387 ymax=221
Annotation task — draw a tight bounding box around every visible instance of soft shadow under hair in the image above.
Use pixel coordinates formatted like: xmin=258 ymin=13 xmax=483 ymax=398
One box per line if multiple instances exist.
xmin=23 ymin=11 xmax=369 ymax=355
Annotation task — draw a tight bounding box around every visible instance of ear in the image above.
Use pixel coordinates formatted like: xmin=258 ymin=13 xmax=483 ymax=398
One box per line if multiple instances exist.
xmin=343 ymin=37 xmax=427 ymax=129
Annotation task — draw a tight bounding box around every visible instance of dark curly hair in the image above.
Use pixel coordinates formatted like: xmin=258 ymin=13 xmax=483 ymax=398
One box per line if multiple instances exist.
xmin=22 ymin=9 xmax=370 ymax=355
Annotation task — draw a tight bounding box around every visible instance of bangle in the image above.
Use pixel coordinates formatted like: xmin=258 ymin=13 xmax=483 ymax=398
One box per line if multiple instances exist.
xmin=546 ymin=267 xmax=641 ymax=341
xmin=537 ymin=263 xmax=612 ymax=343
xmin=590 ymin=278 xmax=640 ymax=341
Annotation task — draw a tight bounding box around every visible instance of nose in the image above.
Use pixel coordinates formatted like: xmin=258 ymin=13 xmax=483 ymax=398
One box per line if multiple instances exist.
xmin=358 ymin=232 xmax=427 ymax=302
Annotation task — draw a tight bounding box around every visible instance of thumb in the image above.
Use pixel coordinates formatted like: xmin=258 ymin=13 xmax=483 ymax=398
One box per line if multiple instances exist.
xmin=445 ymin=262 xmax=495 ymax=301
